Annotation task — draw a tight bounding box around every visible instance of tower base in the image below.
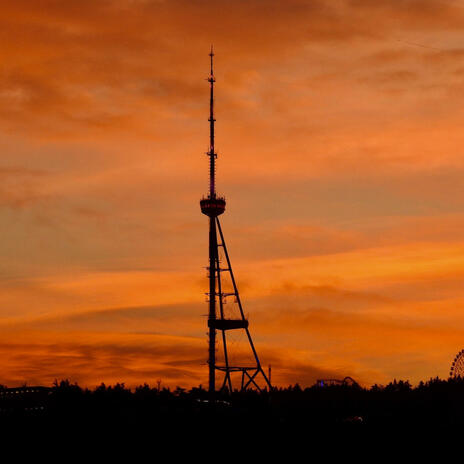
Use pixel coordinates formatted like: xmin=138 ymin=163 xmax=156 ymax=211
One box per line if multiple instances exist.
xmin=206 ymin=217 xmax=272 ymax=394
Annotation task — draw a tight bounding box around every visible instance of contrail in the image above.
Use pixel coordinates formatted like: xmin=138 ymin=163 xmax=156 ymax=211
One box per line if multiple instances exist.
xmin=396 ymin=39 xmax=443 ymax=52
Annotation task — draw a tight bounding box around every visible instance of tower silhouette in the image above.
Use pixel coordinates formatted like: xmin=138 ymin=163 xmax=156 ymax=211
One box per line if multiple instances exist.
xmin=200 ymin=48 xmax=272 ymax=395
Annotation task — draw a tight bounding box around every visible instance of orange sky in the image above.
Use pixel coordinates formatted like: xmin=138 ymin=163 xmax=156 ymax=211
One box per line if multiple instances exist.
xmin=1 ymin=0 xmax=464 ymax=388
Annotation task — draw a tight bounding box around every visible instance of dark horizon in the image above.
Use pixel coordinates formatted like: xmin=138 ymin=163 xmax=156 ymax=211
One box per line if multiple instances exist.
xmin=4 ymin=376 xmax=464 ymax=432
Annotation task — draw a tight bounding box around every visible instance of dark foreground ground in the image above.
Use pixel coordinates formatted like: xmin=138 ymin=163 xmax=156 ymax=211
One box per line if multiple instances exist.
xmin=2 ymin=376 xmax=464 ymax=435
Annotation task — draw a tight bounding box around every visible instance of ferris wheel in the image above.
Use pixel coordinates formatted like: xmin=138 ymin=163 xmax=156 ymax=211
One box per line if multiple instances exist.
xmin=450 ymin=350 xmax=464 ymax=378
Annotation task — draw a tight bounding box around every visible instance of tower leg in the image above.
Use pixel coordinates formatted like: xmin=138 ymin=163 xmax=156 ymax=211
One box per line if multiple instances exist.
xmin=215 ymin=218 xmax=273 ymax=392
xmin=208 ymin=216 xmax=217 ymax=398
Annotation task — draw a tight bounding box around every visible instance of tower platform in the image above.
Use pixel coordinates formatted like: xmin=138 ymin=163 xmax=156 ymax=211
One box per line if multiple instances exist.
xmin=200 ymin=196 xmax=226 ymax=217
xmin=208 ymin=319 xmax=249 ymax=330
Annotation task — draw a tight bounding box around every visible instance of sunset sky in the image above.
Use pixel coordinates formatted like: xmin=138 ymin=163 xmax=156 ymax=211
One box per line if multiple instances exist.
xmin=1 ymin=0 xmax=464 ymax=388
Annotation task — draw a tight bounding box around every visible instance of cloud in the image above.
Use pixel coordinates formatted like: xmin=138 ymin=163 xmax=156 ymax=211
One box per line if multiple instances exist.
xmin=8 ymin=302 xmax=204 ymax=336
xmin=0 ymin=166 xmax=49 ymax=208
xmin=0 ymin=329 xmax=354 ymax=388
xmin=1 ymin=0 xmax=463 ymax=137
xmin=0 ymin=331 xmax=207 ymax=387
xmin=1 ymin=0 xmax=464 ymax=389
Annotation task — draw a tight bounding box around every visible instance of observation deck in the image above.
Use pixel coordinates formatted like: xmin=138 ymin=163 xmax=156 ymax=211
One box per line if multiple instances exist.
xmin=200 ymin=196 xmax=226 ymax=217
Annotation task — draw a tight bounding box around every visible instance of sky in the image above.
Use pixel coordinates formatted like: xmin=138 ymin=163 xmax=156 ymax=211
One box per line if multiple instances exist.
xmin=1 ymin=0 xmax=464 ymax=388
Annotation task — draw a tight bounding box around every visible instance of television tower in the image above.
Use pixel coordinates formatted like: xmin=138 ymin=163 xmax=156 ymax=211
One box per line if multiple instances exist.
xmin=200 ymin=48 xmax=272 ymax=395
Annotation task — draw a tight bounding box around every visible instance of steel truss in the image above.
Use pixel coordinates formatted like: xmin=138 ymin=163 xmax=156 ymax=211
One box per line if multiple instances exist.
xmin=207 ymin=217 xmax=271 ymax=393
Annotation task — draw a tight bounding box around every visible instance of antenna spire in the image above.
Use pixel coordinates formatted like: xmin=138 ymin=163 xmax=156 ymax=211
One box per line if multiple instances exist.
xmin=208 ymin=45 xmax=216 ymax=198
xmin=210 ymin=44 xmax=214 ymax=77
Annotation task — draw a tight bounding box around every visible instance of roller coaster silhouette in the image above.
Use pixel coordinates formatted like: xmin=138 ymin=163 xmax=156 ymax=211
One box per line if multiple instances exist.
xmin=316 ymin=377 xmax=359 ymax=388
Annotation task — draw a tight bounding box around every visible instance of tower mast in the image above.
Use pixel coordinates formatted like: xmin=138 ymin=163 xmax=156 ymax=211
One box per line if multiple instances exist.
xmin=200 ymin=48 xmax=271 ymax=397
xmin=206 ymin=46 xmax=220 ymax=396
xmin=208 ymin=46 xmax=216 ymax=198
